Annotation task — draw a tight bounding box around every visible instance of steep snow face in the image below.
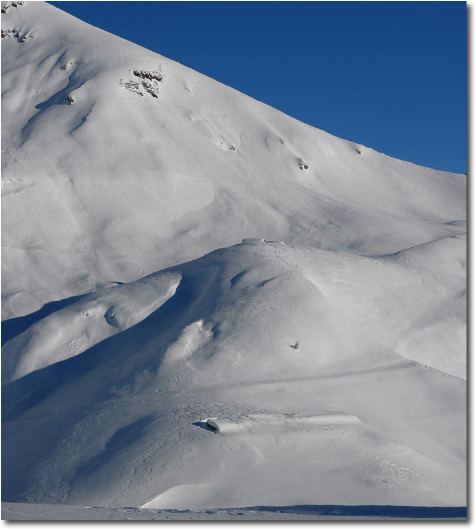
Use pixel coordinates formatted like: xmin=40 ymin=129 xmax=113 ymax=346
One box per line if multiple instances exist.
xmin=1 ymin=1 xmax=466 ymax=318
xmin=2 ymin=241 xmax=466 ymax=508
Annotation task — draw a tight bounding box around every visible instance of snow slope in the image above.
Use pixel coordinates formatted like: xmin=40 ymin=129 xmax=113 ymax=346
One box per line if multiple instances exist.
xmin=1 ymin=1 xmax=466 ymax=513
xmin=2 ymin=240 xmax=466 ymax=508
xmin=1 ymin=1 xmax=465 ymax=319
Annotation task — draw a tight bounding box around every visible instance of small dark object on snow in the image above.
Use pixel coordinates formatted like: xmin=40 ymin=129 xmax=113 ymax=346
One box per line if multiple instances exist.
xmin=205 ymin=420 xmax=218 ymax=432
xmin=132 ymin=69 xmax=163 ymax=83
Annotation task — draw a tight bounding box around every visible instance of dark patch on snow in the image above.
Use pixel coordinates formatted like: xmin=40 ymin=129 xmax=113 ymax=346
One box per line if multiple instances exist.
xmin=17 ymin=33 xmax=32 ymax=42
xmin=258 ymin=277 xmax=276 ymax=288
xmin=142 ymin=79 xmax=159 ymax=98
xmin=1 ymin=29 xmax=15 ymax=39
xmin=69 ymin=106 xmax=94 ymax=135
xmin=59 ymin=60 xmax=84 ymax=71
xmin=133 ymin=70 xmax=163 ymax=83
xmin=104 ymin=307 xmax=119 ymax=328
xmin=1 ymin=1 xmax=24 ymax=14
xmin=247 ymin=505 xmax=466 ymax=519
xmin=120 ymin=68 xmax=163 ymax=98
xmin=192 ymin=421 xmax=212 ymax=432
xmin=1 ymin=28 xmax=33 ymax=41
xmin=230 ymin=270 xmax=246 ymax=288
xmin=205 ymin=419 xmax=218 ymax=432
xmin=120 ymin=79 xmax=143 ymax=96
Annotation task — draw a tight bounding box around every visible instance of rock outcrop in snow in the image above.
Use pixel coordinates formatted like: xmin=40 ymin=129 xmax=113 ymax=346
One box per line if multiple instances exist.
xmin=120 ymin=68 xmax=163 ymax=98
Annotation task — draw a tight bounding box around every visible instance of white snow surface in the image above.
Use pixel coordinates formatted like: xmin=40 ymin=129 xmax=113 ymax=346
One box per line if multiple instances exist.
xmin=1 ymin=1 xmax=465 ymax=319
xmin=1 ymin=502 xmax=466 ymax=521
xmin=1 ymin=1 xmax=466 ymax=513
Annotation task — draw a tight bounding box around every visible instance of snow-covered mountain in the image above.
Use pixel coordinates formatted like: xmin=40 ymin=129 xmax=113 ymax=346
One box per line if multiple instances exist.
xmin=2 ymin=1 xmax=466 ymax=511
xmin=2 ymin=1 xmax=465 ymax=320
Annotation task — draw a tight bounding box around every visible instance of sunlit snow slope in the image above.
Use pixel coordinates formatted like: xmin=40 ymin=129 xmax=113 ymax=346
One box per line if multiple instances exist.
xmin=2 ymin=1 xmax=466 ymax=511
xmin=1 ymin=1 xmax=465 ymax=319
xmin=2 ymin=240 xmax=466 ymax=507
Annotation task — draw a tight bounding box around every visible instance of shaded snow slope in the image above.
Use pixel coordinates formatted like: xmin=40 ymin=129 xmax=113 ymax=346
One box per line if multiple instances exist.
xmin=2 ymin=241 xmax=466 ymax=508
xmin=1 ymin=1 xmax=466 ymax=318
xmin=2 ymin=271 xmax=181 ymax=382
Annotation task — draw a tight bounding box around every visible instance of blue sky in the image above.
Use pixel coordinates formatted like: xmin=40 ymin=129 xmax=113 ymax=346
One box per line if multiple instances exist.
xmin=49 ymin=1 xmax=466 ymax=173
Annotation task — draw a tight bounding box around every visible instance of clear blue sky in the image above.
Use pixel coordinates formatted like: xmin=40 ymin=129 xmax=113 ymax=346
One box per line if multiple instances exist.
xmin=49 ymin=1 xmax=466 ymax=173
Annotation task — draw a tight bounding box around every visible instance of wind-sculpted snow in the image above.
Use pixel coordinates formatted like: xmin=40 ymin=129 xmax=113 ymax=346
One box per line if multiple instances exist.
xmin=1 ymin=1 xmax=466 ymax=319
xmin=2 ymin=241 xmax=466 ymax=509
xmin=2 ymin=272 xmax=181 ymax=382
xmin=1 ymin=0 xmax=466 ymax=514
xmin=201 ymin=413 xmax=362 ymax=436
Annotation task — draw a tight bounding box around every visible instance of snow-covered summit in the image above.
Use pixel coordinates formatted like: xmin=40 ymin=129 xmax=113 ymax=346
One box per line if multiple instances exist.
xmin=1 ymin=1 xmax=465 ymax=319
